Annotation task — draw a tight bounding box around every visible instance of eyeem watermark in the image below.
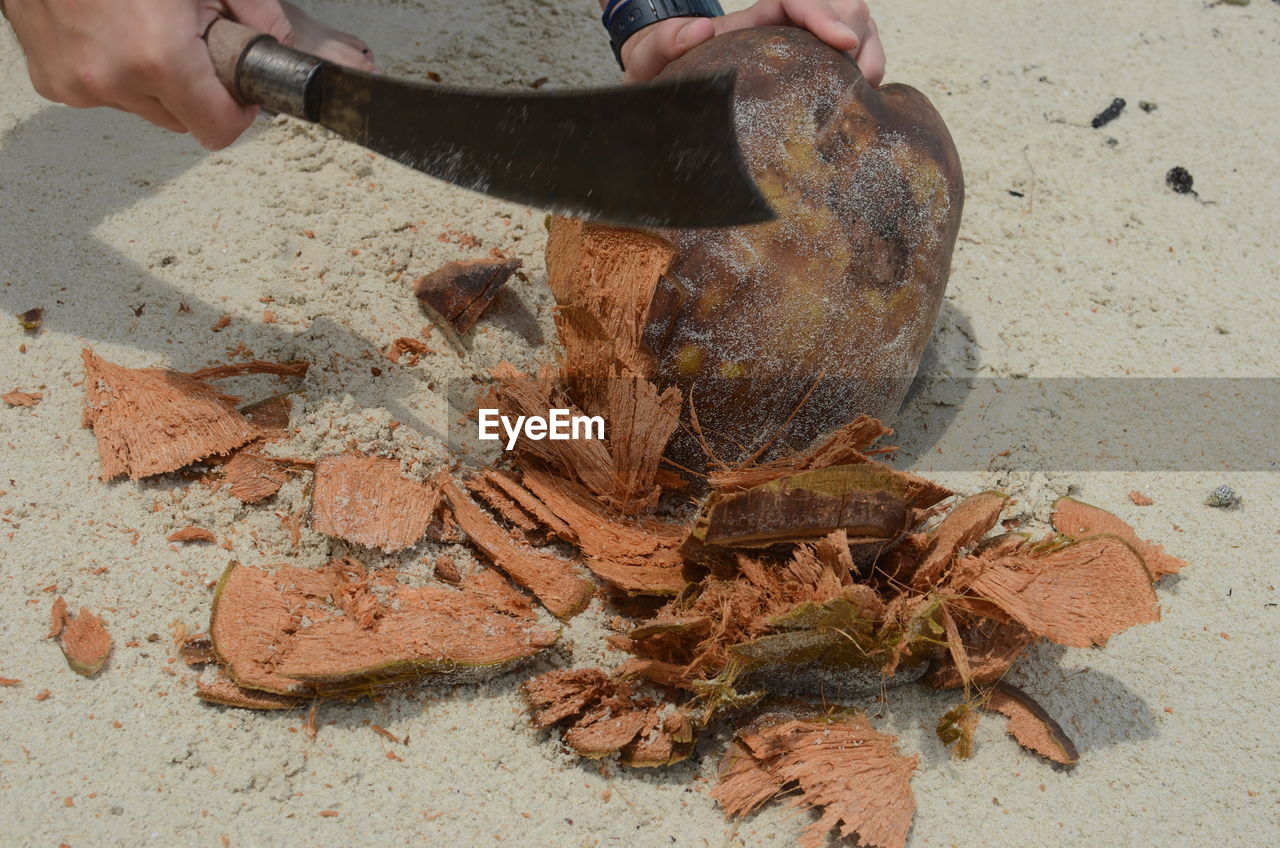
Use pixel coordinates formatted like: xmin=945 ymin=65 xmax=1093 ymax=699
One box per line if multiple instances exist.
xmin=477 ymin=409 xmax=605 ymax=450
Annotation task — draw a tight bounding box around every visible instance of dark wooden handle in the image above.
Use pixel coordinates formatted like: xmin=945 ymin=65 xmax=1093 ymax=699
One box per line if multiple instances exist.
xmin=205 ymin=18 xmax=274 ymax=103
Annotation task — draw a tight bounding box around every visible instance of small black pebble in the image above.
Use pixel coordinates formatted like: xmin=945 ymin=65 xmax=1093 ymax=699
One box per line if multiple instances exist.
xmin=1008 ymin=190 xmax=1025 ymax=197
xmin=1106 ymin=137 xmax=1119 ymax=147
xmin=1166 ymin=166 xmax=1195 ymax=194
xmin=1091 ymin=98 xmax=1126 ymax=128
xmin=1139 ymin=101 xmax=1158 ymax=112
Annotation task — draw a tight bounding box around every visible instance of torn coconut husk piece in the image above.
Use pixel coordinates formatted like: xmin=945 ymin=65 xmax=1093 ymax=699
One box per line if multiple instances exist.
xmin=707 ymin=416 xmax=952 ymax=512
xmin=927 ymin=616 xmax=1035 ymax=689
xmin=49 ymin=597 xmax=112 ymax=676
xmin=713 ymin=708 xmax=918 ymax=848
xmin=908 ymin=491 xmax=1009 ymax=591
xmin=81 ymin=349 xmax=259 ymax=480
xmin=519 ymin=467 xmax=690 ymax=596
xmin=703 ymin=464 xmax=912 ymax=548
xmin=208 ymin=558 xmax=557 ymax=698
xmin=520 ymin=667 xmax=694 ymax=767
xmin=221 ymin=395 xmax=298 ymax=503
xmin=196 ymin=671 xmax=305 ymax=710
xmin=2 ymin=389 xmax=42 ymax=407
xmin=187 ymin=360 xmax=310 ymax=381
xmin=167 ymin=526 xmax=216 ymax=543
xmin=413 ymin=257 xmax=521 ymax=334
xmin=311 ymin=453 xmax=443 ymax=552
xmin=1051 ymin=496 xmax=1186 ymax=580
xmin=545 ymin=217 xmax=675 ymax=380
xmin=983 ymin=682 xmax=1078 ymax=765
xmin=957 ymin=534 xmax=1159 ymax=648
xmin=442 ymin=479 xmax=594 ymax=619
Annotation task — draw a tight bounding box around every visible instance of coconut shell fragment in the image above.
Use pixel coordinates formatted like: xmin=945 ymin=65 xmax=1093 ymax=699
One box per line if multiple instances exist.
xmin=196 ymin=672 xmax=305 ymax=710
xmin=209 ymin=559 xmax=557 ymax=697
xmin=713 ymin=709 xmax=918 ymax=848
xmin=1051 ymin=496 xmax=1186 ymax=579
xmin=49 ymin=598 xmax=112 ymax=676
xmin=81 ymin=349 xmax=259 ymax=480
xmin=413 ymin=257 xmax=521 ymax=334
xmin=311 ymin=453 xmax=443 ymax=552
xmin=983 ymin=683 xmax=1078 ymax=765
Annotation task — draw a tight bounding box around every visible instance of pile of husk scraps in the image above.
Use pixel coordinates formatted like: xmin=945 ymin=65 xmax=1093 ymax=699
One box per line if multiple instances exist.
xmin=75 ymin=226 xmax=1186 ymax=848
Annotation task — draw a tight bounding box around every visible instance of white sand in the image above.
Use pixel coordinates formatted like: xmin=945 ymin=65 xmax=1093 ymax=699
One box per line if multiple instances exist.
xmin=1 ymin=1 xmax=1277 ymax=846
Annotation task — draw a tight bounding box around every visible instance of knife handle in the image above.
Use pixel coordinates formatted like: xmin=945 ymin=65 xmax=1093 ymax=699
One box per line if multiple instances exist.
xmin=205 ymin=18 xmax=324 ymax=121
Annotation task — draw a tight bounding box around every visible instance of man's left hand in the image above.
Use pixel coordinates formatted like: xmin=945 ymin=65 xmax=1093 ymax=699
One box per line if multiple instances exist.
xmin=618 ymin=0 xmax=885 ymax=86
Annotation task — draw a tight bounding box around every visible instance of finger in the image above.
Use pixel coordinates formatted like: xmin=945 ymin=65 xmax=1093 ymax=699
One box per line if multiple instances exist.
xmin=158 ymin=48 xmax=258 ymax=149
xmin=854 ymin=20 xmax=885 ymax=87
xmin=109 ymin=95 xmax=187 ymax=134
xmin=779 ymin=0 xmax=862 ymax=50
xmin=621 ymin=17 xmax=716 ymax=83
xmin=223 ymin=0 xmax=294 ymax=45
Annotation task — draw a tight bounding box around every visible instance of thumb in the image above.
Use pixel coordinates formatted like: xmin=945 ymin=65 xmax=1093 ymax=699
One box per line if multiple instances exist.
xmin=223 ymin=0 xmax=295 ymax=46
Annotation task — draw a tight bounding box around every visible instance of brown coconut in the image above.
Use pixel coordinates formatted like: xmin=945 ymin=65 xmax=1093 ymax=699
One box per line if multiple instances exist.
xmin=548 ymin=27 xmax=963 ymax=470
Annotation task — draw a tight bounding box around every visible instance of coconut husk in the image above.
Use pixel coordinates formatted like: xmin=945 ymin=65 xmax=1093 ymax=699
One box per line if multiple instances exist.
xmin=958 ymin=535 xmax=1159 ymax=648
xmin=713 ymin=709 xmax=918 ymax=848
xmin=520 ymin=667 xmax=694 ymax=767
xmin=2 ymin=389 xmax=42 ymax=407
xmin=442 ymin=479 xmax=594 ymax=619
xmin=49 ymin=598 xmax=112 ymax=676
xmin=983 ymin=682 xmax=1078 ymax=765
xmin=703 ymin=465 xmax=912 ymax=548
xmin=414 ymin=257 xmax=521 ymax=334
xmin=909 ymin=491 xmax=1009 ymax=590
xmin=310 ymin=453 xmax=443 ymax=552
xmin=81 ymin=349 xmax=259 ymax=480
xmin=927 ymin=616 xmax=1035 ymax=689
xmin=519 ymin=467 xmax=689 ymax=596
xmin=545 ymin=218 xmax=675 ymax=381
xmin=196 ymin=672 xmax=306 ymax=710
xmin=167 ymin=526 xmax=216 ymax=543
xmin=208 ymin=558 xmax=557 ymax=698
xmin=481 ymin=469 xmax=576 ymax=543
xmin=1051 ymin=496 xmax=1186 ymax=580
xmin=187 ymin=360 xmax=310 ymax=381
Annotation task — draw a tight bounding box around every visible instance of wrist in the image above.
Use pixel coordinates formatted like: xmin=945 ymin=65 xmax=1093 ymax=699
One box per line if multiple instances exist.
xmin=603 ymin=0 xmax=725 ymax=69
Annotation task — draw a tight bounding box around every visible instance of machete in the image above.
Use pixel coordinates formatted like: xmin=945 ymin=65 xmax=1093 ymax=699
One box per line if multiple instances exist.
xmin=205 ymin=19 xmax=772 ymax=228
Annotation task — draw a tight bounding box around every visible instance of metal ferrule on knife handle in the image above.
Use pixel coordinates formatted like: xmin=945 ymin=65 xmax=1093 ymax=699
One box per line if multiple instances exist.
xmin=206 ymin=19 xmax=323 ymax=121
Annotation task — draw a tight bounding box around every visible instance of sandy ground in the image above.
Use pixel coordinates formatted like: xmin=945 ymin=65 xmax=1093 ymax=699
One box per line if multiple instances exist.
xmin=2 ymin=1 xmax=1278 ymax=846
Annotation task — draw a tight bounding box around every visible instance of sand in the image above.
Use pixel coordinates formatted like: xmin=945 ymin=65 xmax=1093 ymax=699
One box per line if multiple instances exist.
xmin=1 ymin=1 xmax=1277 ymax=846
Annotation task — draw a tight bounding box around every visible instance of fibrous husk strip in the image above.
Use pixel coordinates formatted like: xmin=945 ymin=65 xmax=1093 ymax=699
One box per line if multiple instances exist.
xmin=209 ymin=558 xmax=557 ymax=697
xmin=187 ymin=360 xmax=310 ymax=381
xmin=49 ymin=597 xmax=112 ymax=677
xmin=713 ymin=709 xmax=918 ymax=848
xmin=311 ymin=453 xmax=443 ymax=552
xmin=442 ymin=479 xmax=594 ymax=619
xmin=2 ymin=389 xmax=41 ymax=407
xmin=520 ymin=667 xmax=694 ymax=767
xmin=927 ymin=617 xmax=1035 ymax=689
xmin=983 ymin=682 xmax=1078 ymax=765
xmin=519 ymin=467 xmax=689 ymax=596
xmin=168 ymin=526 xmax=216 ymax=543
xmin=958 ymin=534 xmax=1159 ymax=648
xmin=81 ymin=349 xmax=259 ymax=480
xmin=222 ymin=395 xmax=297 ymax=503
xmin=545 ymin=217 xmax=675 ymax=381
xmin=909 ymin=491 xmax=1009 ymax=591
xmin=1051 ymin=496 xmax=1186 ymax=580
xmin=196 ymin=672 xmax=305 ymax=710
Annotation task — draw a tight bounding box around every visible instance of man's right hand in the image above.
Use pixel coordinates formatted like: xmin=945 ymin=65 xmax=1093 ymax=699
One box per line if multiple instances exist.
xmin=4 ymin=0 xmax=372 ymax=150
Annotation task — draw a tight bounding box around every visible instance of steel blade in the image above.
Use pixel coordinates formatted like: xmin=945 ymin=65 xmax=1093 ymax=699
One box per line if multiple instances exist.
xmin=309 ymin=66 xmax=772 ymax=228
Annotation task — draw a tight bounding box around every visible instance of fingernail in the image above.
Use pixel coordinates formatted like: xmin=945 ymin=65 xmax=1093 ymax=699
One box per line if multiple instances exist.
xmin=835 ymin=22 xmax=858 ymax=42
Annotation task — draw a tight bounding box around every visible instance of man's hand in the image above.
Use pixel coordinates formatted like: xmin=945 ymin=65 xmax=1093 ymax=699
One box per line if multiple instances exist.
xmin=616 ymin=0 xmax=885 ymax=87
xmin=5 ymin=0 xmax=373 ymax=150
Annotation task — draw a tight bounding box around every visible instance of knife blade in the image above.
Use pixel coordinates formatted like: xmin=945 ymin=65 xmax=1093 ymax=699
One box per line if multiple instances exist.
xmin=206 ymin=19 xmax=773 ymax=228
